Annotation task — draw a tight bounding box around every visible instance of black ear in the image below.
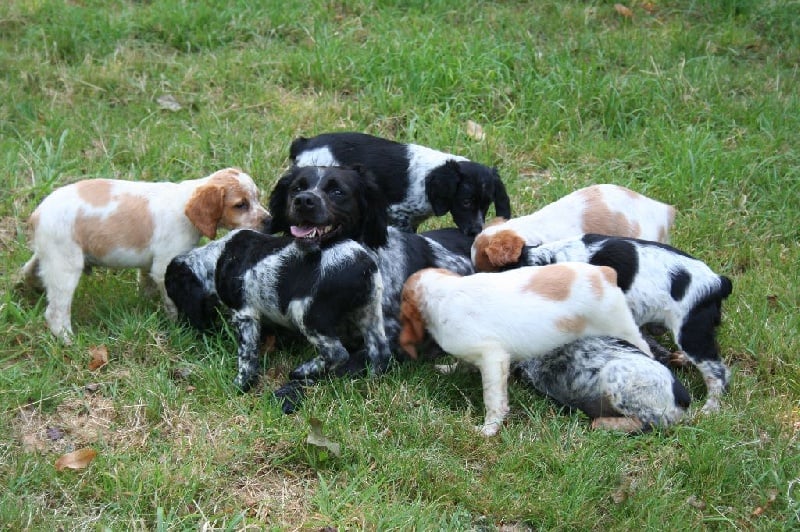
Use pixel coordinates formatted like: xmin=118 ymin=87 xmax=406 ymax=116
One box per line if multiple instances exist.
xmin=267 ymin=167 xmax=296 ymax=235
xmin=491 ymin=168 xmax=512 ymax=219
xmin=425 ymin=160 xmax=461 ymax=216
xmin=289 ymin=137 xmax=309 ymax=161
xmin=354 ymin=164 xmax=389 ymax=249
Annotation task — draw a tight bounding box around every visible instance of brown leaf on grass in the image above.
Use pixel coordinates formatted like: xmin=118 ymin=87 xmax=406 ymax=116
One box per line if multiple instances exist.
xmin=157 ymin=94 xmax=182 ymax=112
xmin=641 ymin=2 xmax=657 ymax=13
xmin=614 ymin=4 xmax=634 ymax=18
xmin=752 ymin=489 xmax=778 ymax=516
xmin=306 ymin=418 xmax=341 ymax=457
xmin=54 ymin=447 xmax=97 ymax=471
xmin=88 ymin=345 xmax=108 ymax=371
xmin=466 ymin=120 xmax=486 ymax=141
xmin=686 ymin=495 xmax=706 ymax=510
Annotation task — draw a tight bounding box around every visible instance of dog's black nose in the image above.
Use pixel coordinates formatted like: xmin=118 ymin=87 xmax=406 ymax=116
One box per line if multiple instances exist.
xmin=292 ymin=192 xmax=319 ymax=211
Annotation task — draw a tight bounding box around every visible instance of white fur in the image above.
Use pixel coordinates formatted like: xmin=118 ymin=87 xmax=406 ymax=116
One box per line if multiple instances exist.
xmin=404 ymin=263 xmax=652 ymax=436
xmin=20 ymin=168 xmax=269 ymax=342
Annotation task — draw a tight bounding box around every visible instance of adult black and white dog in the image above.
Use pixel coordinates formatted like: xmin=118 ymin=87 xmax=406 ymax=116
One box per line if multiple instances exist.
xmin=208 ymin=164 xmax=474 ymax=401
xmin=515 ymin=336 xmax=691 ymax=432
xmin=214 ymin=165 xmax=393 ymax=391
xmin=290 ymin=131 xmax=511 ymax=235
xmin=514 ymin=233 xmax=733 ymax=413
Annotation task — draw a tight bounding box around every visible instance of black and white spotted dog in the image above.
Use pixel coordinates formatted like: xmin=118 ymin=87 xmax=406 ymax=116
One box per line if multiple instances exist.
xmin=290 ymin=131 xmax=511 ymax=235
xmin=515 ymin=336 xmax=691 ymax=432
xmin=515 ymin=233 xmax=733 ymax=413
xmin=214 ymin=165 xmax=393 ymax=391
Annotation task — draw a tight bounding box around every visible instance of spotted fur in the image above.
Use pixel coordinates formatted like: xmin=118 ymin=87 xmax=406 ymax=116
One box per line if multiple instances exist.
xmin=398 ymin=264 xmax=653 ymax=436
xmin=19 ymin=168 xmax=270 ymax=341
xmin=290 ymin=131 xmax=511 ymax=235
xmin=515 ymin=336 xmax=691 ymax=431
xmin=517 ymin=233 xmax=733 ymax=413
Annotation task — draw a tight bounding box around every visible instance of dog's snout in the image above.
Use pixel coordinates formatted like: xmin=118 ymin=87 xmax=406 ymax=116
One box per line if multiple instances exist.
xmin=293 ymin=192 xmax=319 ymax=211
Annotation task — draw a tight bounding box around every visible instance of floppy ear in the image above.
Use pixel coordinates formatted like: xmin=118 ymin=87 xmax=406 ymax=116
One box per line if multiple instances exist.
xmin=267 ymin=168 xmax=296 ymax=235
xmin=185 ymin=184 xmax=225 ymax=239
xmin=485 ymin=229 xmax=526 ymax=269
xmin=425 ymin=160 xmax=461 ymax=216
xmin=490 ymin=168 xmax=512 ymax=219
xmin=398 ymin=296 xmax=426 ymax=359
xmin=354 ymin=164 xmax=389 ymax=248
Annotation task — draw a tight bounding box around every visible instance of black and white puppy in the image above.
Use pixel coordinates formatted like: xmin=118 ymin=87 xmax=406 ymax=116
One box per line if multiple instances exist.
xmin=515 ymin=233 xmax=733 ymax=413
xmin=290 ymin=131 xmax=511 ymax=235
xmin=215 ymin=165 xmax=393 ymax=391
xmin=515 ymin=336 xmax=691 ymax=432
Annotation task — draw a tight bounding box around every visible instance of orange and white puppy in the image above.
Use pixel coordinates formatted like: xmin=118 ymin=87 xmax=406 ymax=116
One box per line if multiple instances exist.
xmin=19 ymin=168 xmax=270 ymax=342
xmin=471 ymin=184 xmax=675 ymax=272
xmin=399 ymin=264 xmax=653 ymax=436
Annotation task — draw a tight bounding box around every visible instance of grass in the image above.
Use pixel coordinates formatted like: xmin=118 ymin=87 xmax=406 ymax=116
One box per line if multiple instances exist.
xmin=1 ymin=0 xmax=799 ymax=528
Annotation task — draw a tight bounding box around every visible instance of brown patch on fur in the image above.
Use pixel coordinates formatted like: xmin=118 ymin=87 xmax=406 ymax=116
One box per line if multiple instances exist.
xmin=73 ymin=193 xmax=154 ymax=257
xmin=598 ymin=266 xmax=617 ymax=288
xmin=474 ymin=229 xmax=525 ymax=272
xmin=75 ymin=179 xmax=113 ymax=207
xmin=524 ymin=264 xmax=576 ymax=300
xmin=484 ymin=216 xmax=509 ymax=228
xmin=579 ymin=186 xmax=642 ymax=238
xmin=186 ymin=168 xmax=266 ymax=238
xmin=659 ymin=206 xmax=677 ymax=243
xmin=28 ymin=210 xmax=40 ymax=232
xmin=556 ymin=315 xmax=587 ymax=334
xmin=398 ymin=274 xmax=427 ymax=359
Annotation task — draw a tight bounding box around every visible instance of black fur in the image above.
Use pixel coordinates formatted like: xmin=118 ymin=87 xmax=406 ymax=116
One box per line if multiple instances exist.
xmin=290 ymin=131 xmax=511 ymax=235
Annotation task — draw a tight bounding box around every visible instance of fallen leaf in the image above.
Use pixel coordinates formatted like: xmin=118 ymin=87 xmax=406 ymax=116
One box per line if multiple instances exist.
xmin=157 ymin=94 xmax=182 ymax=112
xmin=766 ymin=294 xmax=778 ymax=307
xmin=84 ymin=383 xmax=100 ymax=393
xmin=614 ymin=4 xmax=634 ymax=18
xmin=686 ymin=495 xmax=706 ymax=510
xmin=55 ymin=447 xmax=97 ymax=471
xmin=466 ymin=120 xmax=486 ymax=141
xmin=88 ymin=345 xmax=108 ymax=371
xmin=306 ymin=417 xmax=341 ymax=457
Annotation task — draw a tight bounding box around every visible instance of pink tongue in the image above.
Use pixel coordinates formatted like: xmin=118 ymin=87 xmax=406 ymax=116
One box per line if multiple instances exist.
xmin=290 ymin=225 xmax=315 ymax=238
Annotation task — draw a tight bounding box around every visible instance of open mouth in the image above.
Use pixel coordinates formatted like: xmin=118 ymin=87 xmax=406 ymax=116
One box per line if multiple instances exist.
xmin=290 ymin=224 xmax=339 ymax=242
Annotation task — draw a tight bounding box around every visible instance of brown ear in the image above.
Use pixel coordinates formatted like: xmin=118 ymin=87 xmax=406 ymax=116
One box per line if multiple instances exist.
xmin=398 ymin=297 xmax=426 ymax=359
xmin=185 ymin=184 xmax=225 ymax=239
xmin=485 ymin=230 xmax=525 ymax=269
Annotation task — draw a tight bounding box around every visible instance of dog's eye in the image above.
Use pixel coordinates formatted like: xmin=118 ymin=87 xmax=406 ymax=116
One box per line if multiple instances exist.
xmin=462 ymin=198 xmax=474 ymax=208
xmin=326 ymin=185 xmax=344 ymax=196
xmin=233 ymin=200 xmax=249 ymax=210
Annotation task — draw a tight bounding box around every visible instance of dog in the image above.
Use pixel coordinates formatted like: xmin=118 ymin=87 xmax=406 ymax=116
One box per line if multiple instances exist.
xmin=398 ymin=264 xmax=653 ymax=436
xmin=214 ymin=165 xmax=393 ymax=391
xmin=290 ymin=131 xmax=511 ymax=235
xmin=471 ymin=184 xmax=675 ymax=272
xmin=512 ymin=233 xmax=733 ymax=413
xmin=19 ymin=168 xmax=270 ymax=342
xmin=515 ymin=336 xmax=691 ymax=432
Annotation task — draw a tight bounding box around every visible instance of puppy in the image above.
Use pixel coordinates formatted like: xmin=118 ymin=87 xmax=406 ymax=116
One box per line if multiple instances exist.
xmin=19 ymin=168 xmax=270 ymax=341
xmin=398 ymin=264 xmax=653 ymax=436
xmin=215 ymin=165 xmax=393 ymax=391
xmin=471 ymin=184 xmax=675 ymax=272
xmin=514 ymin=233 xmax=733 ymax=413
xmin=290 ymin=131 xmax=511 ymax=235
xmin=515 ymin=336 xmax=691 ymax=432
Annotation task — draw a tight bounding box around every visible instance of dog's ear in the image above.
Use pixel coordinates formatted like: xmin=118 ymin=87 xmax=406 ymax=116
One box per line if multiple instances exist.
xmin=186 ymin=184 xmax=225 ymax=239
xmin=485 ymin=229 xmax=526 ymax=269
xmin=398 ymin=293 xmax=425 ymax=360
xmin=289 ymin=137 xmax=309 ymax=161
xmin=354 ymin=164 xmax=389 ymax=248
xmin=425 ymin=160 xmax=461 ymax=216
xmin=267 ymin=168 xmax=296 ymax=235
xmin=490 ymin=168 xmax=512 ymax=219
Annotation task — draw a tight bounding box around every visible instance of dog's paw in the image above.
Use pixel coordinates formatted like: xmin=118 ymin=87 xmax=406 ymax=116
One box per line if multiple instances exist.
xmin=273 ymin=381 xmax=308 ymax=414
xmin=290 ymin=357 xmax=327 ymax=381
xmin=699 ymin=397 xmax=721 ymax=414
xmin=435 ymin=362 xmax=460 ymax=375
xmin=233 ymin=372 xmax=257 ymax=393
xmin=475 ymin=422 xmax=501 ymax=437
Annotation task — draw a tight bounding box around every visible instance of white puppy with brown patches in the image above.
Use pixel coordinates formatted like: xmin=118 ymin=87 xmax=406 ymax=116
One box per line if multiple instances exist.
xmin=19 ymin=168 xmax=270 ymax=342
xmin=398 ymin=263 xmax=653 ymax=436
xmin=471 ymin=184 xmax=675 ymax=272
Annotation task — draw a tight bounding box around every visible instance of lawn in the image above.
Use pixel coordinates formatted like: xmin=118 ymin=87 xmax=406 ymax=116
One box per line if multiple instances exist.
xmin=1 ymin=0 xmax=799 ymax=529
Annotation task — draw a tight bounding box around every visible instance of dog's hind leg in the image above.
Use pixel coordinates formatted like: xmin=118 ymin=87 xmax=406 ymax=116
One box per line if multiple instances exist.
xmin=232 ymin=310 xmax=264 ymax=391
xmin=475 ymin=347 xmax=512 ymax=437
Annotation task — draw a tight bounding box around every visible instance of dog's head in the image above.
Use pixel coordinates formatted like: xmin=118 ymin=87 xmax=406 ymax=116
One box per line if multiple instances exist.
xmin=425 ymin=160 xmax=511 ymax=236
xmin=268 ymin=165 xmax=389 ymax=249
xmin=185 ymin=168 xmax=271 ymax=239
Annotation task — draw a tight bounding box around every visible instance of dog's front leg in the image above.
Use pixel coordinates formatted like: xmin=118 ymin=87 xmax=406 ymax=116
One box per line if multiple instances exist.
xmin=476 ymin=348 xmax=512 ymax=437
xmin=232 ymin=310 xmax=262 ymax=391
xmin=289 ymin=335 xmax=350 ymax=381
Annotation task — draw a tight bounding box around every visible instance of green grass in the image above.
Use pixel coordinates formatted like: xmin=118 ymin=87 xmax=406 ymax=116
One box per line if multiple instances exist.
xmin=2 ymin=0 xmax=799 ymax=528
